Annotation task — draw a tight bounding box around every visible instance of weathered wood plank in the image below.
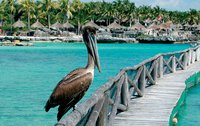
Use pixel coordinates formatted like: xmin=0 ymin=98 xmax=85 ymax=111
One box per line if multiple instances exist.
xmin=175 ymin=57 xmax=184 ymax=70
xmin=159 ymin=56 xmax=163 ymax=78
xmin=86 ymin=98 xmax=105 ymax=126
xmin=108 ymin=75 xmax=124 ymax=125
xmin=121 ymin=73 xmax=130 ymax=108
xmin=128 ymin=78 xmax=143 ymax=97
xmin=113 ymin=61 xmax=200 ymax=126
xmin=172 ymin=55 xmax=176 ymax=72
xmin=152 ymin=59 xmax=158 ymax=82
xmin=97 ymin=93 xmax=109 ymax=126
xmin=145 ymin=68 xmax=156 ymax=85
xmin=138 ymin=65 xmax=146 ymax=94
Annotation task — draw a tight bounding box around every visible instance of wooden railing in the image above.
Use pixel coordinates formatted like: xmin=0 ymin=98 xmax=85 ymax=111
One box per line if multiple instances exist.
xmin=56 ymin=45 xmax=200 ymax=126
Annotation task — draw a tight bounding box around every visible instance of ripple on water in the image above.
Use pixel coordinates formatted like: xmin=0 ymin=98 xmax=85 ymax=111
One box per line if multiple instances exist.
xmin=0 ymin=43 xmax=189 ymax=126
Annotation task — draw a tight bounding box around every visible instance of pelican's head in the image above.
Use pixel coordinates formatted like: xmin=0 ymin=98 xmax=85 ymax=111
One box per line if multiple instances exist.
xmin=83 ymin=26 xmax=101 ymax=72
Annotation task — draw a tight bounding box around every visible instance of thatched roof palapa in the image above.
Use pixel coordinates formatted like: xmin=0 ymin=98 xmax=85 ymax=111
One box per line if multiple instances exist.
xmin=148 ymin=23 xmax=159 ymax=30
xmin=159 ymin=23 xmax=169 ymax=30
xmin=192 ymin=23 xmax=198 ymax=28
xmin=176 ymin=23 xmax=183 ymax=28
xmin=51 ymin=21 xmax=63 ymax=29
xmin=130 ymin=22 xmax=146 ymax=30
xmin=84 ymin=20 xmax=100 ymax=29
xmin=13 ymin=19 xmax=26 ymax=28
xmin=183 ymin=23 xmax=191 ymax=27
xmin=121 ymin=17 xmax=129 ymax=23
xmin=63 ymin=22 xmax=74 ymax=29
xmin=31 ymin=20 xmax=45 ymax=28
xmin=196 ymin=24 xmax=200 ymax=29
xmin=196 ymin=27 xmax=200 ymax=31
xmin=196 ymin=26 xmax=200 ymax=31
xmin=107 ymin=21 xmax=122 ymax=29
xmin=96 ymin=19 xmax=105 ymax=23
xmin=144 ymin=18 xmax=152 ymax=23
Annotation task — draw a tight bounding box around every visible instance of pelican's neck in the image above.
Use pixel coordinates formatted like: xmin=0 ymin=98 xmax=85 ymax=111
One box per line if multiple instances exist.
xmin=86 ymin=53 xmax=95 ymax=69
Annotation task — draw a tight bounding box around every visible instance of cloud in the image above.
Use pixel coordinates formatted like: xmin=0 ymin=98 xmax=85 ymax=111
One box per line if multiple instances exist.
xmin=153 ymin=0 xmax=180 ymax=7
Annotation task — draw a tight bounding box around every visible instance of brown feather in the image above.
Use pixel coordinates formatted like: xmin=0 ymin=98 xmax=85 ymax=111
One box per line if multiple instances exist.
xmin=44 ymin=68 xmax=93 ymax=120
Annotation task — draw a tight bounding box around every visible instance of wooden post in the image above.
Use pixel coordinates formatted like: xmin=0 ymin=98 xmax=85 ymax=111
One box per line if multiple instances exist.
xmin=86 ymin=98 xmax=105 ymax=126
xmin=198 ymin=47 xmax=200 ymax=61
xmin=183 ymin=52 xmax=188 ymax=70
xmin=97 ymin=93 xmax=109 ymax=126
xmin=188 ymin=50 xmax=191 ymax=66
xmin=196 ymin=48 xmax=199 ymax=61
xmin=172 ymin=55 xmax=176 ymax=73
xmin=121 ymin=73 xmax=130 ymax=109
xmin=188 ymin=49 xmax=191 ymax=66
xmin=138 ymin=65 xmax=146 ymax=95
xmin=152 ymin=60 xmax=158 ymax=82
xmin=196 ymin=48 xmax=200 ymax=61
xmin=108 ymin=75 xmax=124 ymax=126
xmin=192 ymin=49 xmax=195 ymax=63
xmin=159 ymin=56 xmax=163 ymax=78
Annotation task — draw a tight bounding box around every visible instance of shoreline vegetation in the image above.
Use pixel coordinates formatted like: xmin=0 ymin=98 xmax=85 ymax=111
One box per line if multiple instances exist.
xmin=0 ymin=0 xmax=200 ymax=45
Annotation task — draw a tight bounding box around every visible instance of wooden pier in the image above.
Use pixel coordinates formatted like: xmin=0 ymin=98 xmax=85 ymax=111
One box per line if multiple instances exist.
xmin=56 ymin=45 xmax=200 ymax=126
xmin=113 ymin=62 xmax=200 ymax=126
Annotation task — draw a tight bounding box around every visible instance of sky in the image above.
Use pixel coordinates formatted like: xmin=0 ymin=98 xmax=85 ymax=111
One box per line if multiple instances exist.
xmin=81 ymin=0 xmax=200 ymax=11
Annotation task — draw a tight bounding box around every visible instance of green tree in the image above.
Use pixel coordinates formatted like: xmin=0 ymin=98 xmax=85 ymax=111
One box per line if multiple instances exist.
xmin=40 ymin=0 xmax=59 ymax=28
xmin=0 ymin=0 xmax=7 ymax=23
xmin=187 ymin=9 xmax=199 ymax=24
xmin=18 ymin=0 xmax=35 ymax=34
xmin=57 ymin=0 xmax=75 ymax=23
xmin=8 ymin=0 xmax=16 ymax=32
xmin=102 ymin=2 xmax=114 ymax=25
xmin=33 ymin=1 xmax=46 ymax=24
xmin=72 ymin=0 xmax=84 ymax=35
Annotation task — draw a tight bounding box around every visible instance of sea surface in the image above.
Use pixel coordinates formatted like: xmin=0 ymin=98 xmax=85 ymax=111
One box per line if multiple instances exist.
xmin=0 ymin=43 xmax=191 ymax=126
xmin=177 ymin=84 xmax=200 ymax=126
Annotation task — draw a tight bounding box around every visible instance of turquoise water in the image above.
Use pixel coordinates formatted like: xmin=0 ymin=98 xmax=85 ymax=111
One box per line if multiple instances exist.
xmin=177 ymin=84 xmax=200 ymax=126
xmin=0 ymin=43 xmax=189 ymax=126
xmin=169 ymin=73 xmax=200 ymax=126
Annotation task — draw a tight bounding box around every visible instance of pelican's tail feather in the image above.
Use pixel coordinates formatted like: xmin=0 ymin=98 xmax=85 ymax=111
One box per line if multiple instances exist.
xmin=57 ymin=104 xmax=72 ymax=121
xmin=44 ymin=100 xmax=51 ymax=112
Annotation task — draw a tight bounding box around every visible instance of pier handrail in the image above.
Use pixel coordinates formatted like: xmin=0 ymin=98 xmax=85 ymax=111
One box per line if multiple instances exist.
xmin=56 ymin=45 xmax=200 ymax=126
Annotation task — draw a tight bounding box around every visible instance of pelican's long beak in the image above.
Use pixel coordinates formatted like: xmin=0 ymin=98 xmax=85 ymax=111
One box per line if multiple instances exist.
xmin=88 ymin=34 xmax=101 ymax=72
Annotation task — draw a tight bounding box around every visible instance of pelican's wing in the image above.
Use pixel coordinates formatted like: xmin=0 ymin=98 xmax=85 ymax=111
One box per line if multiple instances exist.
xmin=59 ymin=68 xmax=86 ymax=85
xmin=45 ymin=68 xmax=93 ymax=115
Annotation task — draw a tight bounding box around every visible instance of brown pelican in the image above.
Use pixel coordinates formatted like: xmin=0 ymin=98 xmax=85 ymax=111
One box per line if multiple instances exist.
xmin=44 ymin=26 xmax=101 ymax=121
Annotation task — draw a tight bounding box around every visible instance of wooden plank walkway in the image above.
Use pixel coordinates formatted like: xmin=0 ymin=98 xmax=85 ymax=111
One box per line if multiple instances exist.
xmin=113 ymin=61 xmax=200 ymax=126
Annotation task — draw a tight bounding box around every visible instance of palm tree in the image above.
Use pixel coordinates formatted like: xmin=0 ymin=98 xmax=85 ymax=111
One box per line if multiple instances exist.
xmin=139 ymin=6 xmax=152 ymax=20
xmin=40 ymin=0 xmax=59 ymax=28
xmin=125 ymin=1 xmax=135 ymax=27
xmin=72 ymin=0 xmax=84 ymax=35
xmin=33 ymin=1 xmax=45 ymax=24
xmin=7 ymin=0 xmax=16 ymax=32
xmin=153 ymin=6 xmax=161 ymax=17
xmin=0 ymin=0 xmax=7 ymax=23
xmin=83 ymin=2 xmax=95 ymax=20
xmin=187 ymin=9 xmax=199 ymax=24
xmin=113 ymin=0 xmax=123 ymax=24
xmin=18 ymin=0 xmax=35 ymax=35
xmin=102 ymin=2 xmax=114 ymax=25
xmin=57 ymin=0 xmax=75 ymax=23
